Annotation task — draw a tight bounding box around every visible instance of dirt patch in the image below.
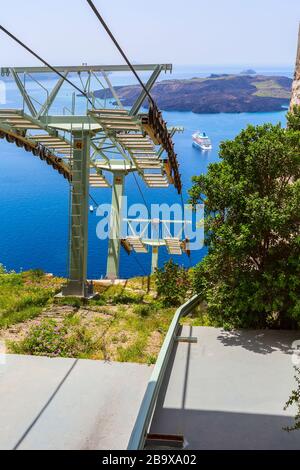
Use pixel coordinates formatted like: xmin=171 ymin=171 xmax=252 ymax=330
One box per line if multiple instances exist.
xmin=0 ymin=304 xmax=75 ymax=343
xmin=2 ymin=303 xmax=145 ymax=362
xmin=145 ymin=331 xmax=164 ymax=358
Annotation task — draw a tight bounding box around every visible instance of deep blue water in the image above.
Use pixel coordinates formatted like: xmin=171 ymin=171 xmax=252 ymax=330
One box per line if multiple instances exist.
xmin=0 ymin=67 xmax=289 ymax=278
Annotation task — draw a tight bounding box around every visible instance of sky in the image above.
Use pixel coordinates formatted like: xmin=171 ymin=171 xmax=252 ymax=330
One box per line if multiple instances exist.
xmin=0 ymin=0 xmax=299 ymax=67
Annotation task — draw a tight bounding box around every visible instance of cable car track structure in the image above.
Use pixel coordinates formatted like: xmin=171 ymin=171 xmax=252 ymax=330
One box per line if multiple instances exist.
xmin=0 ymin=110 xmax=71 ymax=180
xmin=0 ymin=63 xmax=185 ymax=296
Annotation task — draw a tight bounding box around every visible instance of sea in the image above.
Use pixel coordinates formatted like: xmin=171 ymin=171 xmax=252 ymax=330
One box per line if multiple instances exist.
xmin=0 ymin=65 xmax=293 ymax=279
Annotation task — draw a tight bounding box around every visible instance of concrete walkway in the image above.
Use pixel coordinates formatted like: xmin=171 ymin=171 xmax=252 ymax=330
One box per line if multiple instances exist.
xmin=0 ymin=355 xmax=152 ymax=450
xmin=150 ymin=327 xmax=300 ymax=450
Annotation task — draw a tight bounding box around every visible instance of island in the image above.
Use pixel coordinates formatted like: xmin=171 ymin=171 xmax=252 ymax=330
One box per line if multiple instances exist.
xmin=240 ymin=69 xmax=257 ymax=75
xmin=94 ymin=74 xmax=292 ymax=114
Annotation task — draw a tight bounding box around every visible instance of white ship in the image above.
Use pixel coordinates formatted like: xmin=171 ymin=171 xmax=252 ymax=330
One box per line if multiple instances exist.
xmin=192 ymin=131 xmax=212 ymax=151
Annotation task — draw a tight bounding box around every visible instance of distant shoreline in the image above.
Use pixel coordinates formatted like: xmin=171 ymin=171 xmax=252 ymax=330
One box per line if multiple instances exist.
xmin=94 ymin=73 xmax=292 ymax=114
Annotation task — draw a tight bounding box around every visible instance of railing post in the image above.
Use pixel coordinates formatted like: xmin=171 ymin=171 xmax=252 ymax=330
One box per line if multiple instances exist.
xmin=151 ymin=246 xmax=159 ymax=274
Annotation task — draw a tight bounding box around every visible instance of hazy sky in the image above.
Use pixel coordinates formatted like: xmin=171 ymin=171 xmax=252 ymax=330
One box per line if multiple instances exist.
xmin=0 ymin=0 xmax=299 ymax=67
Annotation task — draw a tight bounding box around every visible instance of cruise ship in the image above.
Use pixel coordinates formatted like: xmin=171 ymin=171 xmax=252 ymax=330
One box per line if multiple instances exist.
xmin=192 ymin=131 xmax=212 ymax=151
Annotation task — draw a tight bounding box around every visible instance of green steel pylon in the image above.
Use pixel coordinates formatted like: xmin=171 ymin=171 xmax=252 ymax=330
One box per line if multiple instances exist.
xmin=62 ymin=131 xmax=91 ymax=297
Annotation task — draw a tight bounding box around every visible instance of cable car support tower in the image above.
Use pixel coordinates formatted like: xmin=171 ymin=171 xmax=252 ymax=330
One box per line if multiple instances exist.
xmin=0 ymin=63 xmax=185 ymax=297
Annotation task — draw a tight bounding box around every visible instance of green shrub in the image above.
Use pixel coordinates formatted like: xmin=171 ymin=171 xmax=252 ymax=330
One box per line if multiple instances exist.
xmin=133 ymin=304 xmax=153 ymax=317
xmin=190 ymin=120 xmax=300 ymax=329
xmin=0 ymin=270 xmax=63 ymax=329
xmin=284 ymin=367 xmax=300 ymax=432
xmin=147 ymin=355 xmax=157 ymax=365
xmin=10 ymin=318 xmax=95 ymax=358
xmin=155 ymin=260 xmax=192 ymax=307
xmin=0 ymin=264 xmax=7 ymax=274
xmin=98 ymin=285 xmax=144 ymax=305
xmin=117 ymin=338 xmax=147 ymax=363
xmin=111 ymin=292 xmax=143 ymax=305
xmin=27 ymin=269 xmax=45 ymax=280
xmin=55 ymin=297 xmax=83 ymax=308
xmin=287 ymin=105 xmax=300 ymax=131
xmin=0 ymin=287 xmax=54 ymax=328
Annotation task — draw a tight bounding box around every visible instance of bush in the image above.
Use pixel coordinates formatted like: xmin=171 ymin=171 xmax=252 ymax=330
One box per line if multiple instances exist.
xmin=28 ymin=269 xmax=45 ymax=279
xmin=133 ymin=304 xmax=153 ymax=317
xmin=98 ymin=285 xmax=144 ymax=305
xmin=0 ymin=271 xmax=59 ymax=328
xmin=110 ymin=292 xmax=143 ymax=305
xmin=55 ymin=297 xmax=83 ymax=309
xmin=287 ymin=105 xmax=300 ymax=131
xmin=10 ymin=318 xmax=95 ymax=358
xmin=189 ymin=119 xmax=300 ymax=329
xmin=0 ymin=264 xmax=7 ymax=274
xmin=155 ymin=260 xmax=192 ymax=307
xmin=284 ymin=367 xmax=300 ymax=432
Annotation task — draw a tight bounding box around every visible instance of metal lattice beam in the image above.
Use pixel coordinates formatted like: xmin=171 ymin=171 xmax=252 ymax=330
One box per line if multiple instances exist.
xmin=0 ymin=62 xmax=183 ymax=290
xmin=1 ymin=64 xmax=172 ymax=74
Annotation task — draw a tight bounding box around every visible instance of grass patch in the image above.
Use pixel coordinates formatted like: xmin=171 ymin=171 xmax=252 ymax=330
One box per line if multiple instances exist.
xmin=0 ymin=269 xmax=63 ymax=329
xmin=10 ymin=316 xmax=96 ymax=358
xmin=117 ymin=338 xmax=147 ymax=363
xmin=91 ymin=285 xmax=146 ymax=306
xmin=112 ymin=304 xmax=175 ymax=363
xmin=1 ymin=269 xmax=177 ymax=364
xmin=8 ymin=299 xmax=175 ymax=363
xmin=125 ymin=275 xmax=156 ymax=292
xmin=253 ymin=80 xmax=290 ymax=99
xmin=180 ymin=302 xmax=216 ymax=327
xmin=133 ymin=304 xmax=155 ymax=317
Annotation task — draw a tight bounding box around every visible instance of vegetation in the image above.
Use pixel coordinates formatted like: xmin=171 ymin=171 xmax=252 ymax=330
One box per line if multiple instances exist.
xmin=284 ymin=367 xmax=300 ymax=432
xmin=189 ymin=111 xmax=300 ymax=329
xmin=253 ymin=79 xmax=288 ymax=98
xmin=0 ymin=271 xmax=175 ymax=363
xmin=0 ymin=266 xmax=63 ymax=328
xmin=3 ymin=109 xmax=300 ymax=362
xmin=94 ymin=284 xmax=145 ymax=305
xmin=180 ymin=302 xmax=216 ymax=327
xmin=155 ymin=259 xmax=192 ymax=306
xmin=9 ymin=299 xmax=174 ymax=363
xmin=10 ymin=317 xmax=95 ymax=359
xmin=94 ymin=74 xmax=292 ymax=113
xmin=287 ymin=105 xmax=300 ymax=132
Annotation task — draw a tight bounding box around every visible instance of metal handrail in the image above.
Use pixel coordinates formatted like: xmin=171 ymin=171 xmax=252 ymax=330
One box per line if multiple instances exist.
xmin=127 ymin=294 xmax=202 ymax=450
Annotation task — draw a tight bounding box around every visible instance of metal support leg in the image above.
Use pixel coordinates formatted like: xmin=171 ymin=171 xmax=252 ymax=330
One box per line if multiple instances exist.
xmin=106 ymin=172 xmax=125 ymax=280
xmin=130 ymin=65 xmax=162 ymax=116
xmin=151 ymin=246 xmax=159 ymax=274
xmin=62 ymin=132 xmax=91 ymax=297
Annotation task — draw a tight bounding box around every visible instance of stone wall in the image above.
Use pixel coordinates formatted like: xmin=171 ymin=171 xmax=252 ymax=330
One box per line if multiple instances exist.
xmin=290 ymin=25 xmax=300 ymax=109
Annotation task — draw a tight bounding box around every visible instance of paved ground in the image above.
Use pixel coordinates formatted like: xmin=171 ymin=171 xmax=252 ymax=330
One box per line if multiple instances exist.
xmin=1 ymin=328 xmax=300 ymax=450
xmin=0 ymin=355 xmax=152 ymax=450
xmin=150 ymin=327 xmax=300 ymax=450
